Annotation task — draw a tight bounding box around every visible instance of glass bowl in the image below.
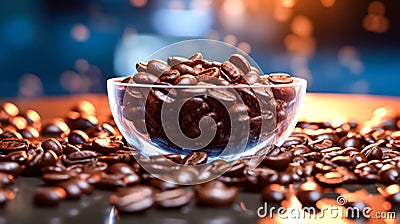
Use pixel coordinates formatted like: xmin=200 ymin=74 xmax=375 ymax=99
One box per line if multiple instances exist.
xmin=107 ymin=75 xmax=307 ymax=162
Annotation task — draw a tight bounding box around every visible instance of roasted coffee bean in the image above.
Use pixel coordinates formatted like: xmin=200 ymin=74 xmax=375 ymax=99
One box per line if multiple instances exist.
xmin=180 ymin=152 xmax=208 ymax=165
xmin=33 ymin=186 xmax=66 ymax=206
xmin=95 ymin=173 xmax=128 ymax=190
xmin=160 ymin=69 xmax=180 ymax=83
xmin=383 ymin=184 xmax=400 ymax=205
xmin=268 ymin=73 xmax=293 ymax=84
xmin=135 ymin=62 xmax=147 ymax=72
xmin=110 ymin=186 xmax=155 ymax=213
xmin=378 ymin=164 xmax=400 ymax=184
xmin=296 ymin=181 xmax=322 ymax=206
xmin=262 ymin=152 xmax=293 ymax=171
xmin=174 ymin=74 xmax=197 ymax=85
xmin=0 ymin=172 xmax=14 ymax=187
xmin=174 ymin=64 xmax=195 ymax=75
xmin=361 ymin=144 xmax=383 ymax=160
xmin=19 ymin=127 xmax=40 ymax=139
xmin=174 ymin=166 xmax=199 ymax=184
xmin=41 ymin=138 xmax=63 ymax=156
xmin=195 ymin=180 xmax=238 ymax=207
xmin=0 ymin=188 xmax=15 ymax=205
xmin=200 ymin=67 xmax=220 ymax=78
xmin=207 ymin=88 xmax=237 ymax=103
xmin=0 ymin=139 xmax=28 ymax=153
xmin=229 ymin=54 xmax=251 ymax=74
xmin=147 ymin=60 xmax=170 ymax=76
xmin=41 ymin=172 xmax=72 ymax=185
xmin=338 ymin=132 xmax=362 ymax=148
xmin=189 ymin=52 xmax=203 ymax=62
xmin=149 ymin=178 xmax=179 ymax=191
xmin=63 ymin=150 xmax=97 ymax=166
xmin=107 ymin=163 xmax=136 ymax=175
xmin=155 ymin=188 xmax=193 ymax=208
xmin=221 ymin=61 xmax=242 ymax=83
xmin=0 ymin=161 xmax=24 ymax=176
xmin=93 ymin=138 xmax=120 ymax=154
xmin=66 ymin=112 xmax=98 ymax=131
xmin=272 ymin=87 xmax=296 ymax=103
xmin=261 ymin=184 xmax=286 ymax=203
xmin=67 ymin=130 xmax=89 ymax=145
xmin=167 ymin=57 xmax=193 ymax=67
xmin=315 ymin=172 xmax=347 ymax=188
xmin=5 ymin=150 xmax=29 ymax=165
xmin=41 ymin=119 xmax=70 ymax=137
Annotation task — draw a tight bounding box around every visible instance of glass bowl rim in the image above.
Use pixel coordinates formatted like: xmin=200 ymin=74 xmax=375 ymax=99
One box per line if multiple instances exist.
xmin=107 ymin=76 xmax=307 ymax=89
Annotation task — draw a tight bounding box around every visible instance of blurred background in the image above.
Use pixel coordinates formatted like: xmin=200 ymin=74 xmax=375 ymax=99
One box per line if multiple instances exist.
xmin=0 ymin=0 xmax=399 ymax=98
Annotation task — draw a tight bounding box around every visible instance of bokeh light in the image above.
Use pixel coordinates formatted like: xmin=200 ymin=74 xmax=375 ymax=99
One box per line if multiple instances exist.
xmin=18 ymin=73 xmax=44 ymax=98
xmin=363 ymin=1 xmax=389 ymax=33
xmin=237 ymin=41 xmax=252 ymax=54
xmin=71 ymin=24 xmax=90 ymax=42
xmin=321 ymin=0 xmax=336 ymax=8
xmin=75 ymin=58 xmax=90 ymax=73
xmin=129 ymin=0 xmax=148 ymax=8
xmin=224 ymin=34 xmax=238 ymax=46
xmin=338 ymin=46 xmax=364 ymax=75
xmin=368 ymin=1 xmax=385 ymax=15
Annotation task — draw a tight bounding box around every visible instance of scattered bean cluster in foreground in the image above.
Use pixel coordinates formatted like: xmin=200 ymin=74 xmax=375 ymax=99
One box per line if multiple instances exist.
xmin=0 ymin=100 xmax=399 ymax=215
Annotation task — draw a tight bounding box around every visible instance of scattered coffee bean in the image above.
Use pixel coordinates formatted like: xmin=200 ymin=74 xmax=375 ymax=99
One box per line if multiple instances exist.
xmin=33 ymin=186 xmax=66 ymax=206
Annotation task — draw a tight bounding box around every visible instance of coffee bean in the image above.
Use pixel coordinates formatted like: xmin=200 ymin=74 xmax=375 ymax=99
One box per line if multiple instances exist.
xmin=174 ymin=74 xmax=197 ymax=85
xmin=41 ymin=119 xmax=70 ymax=137
xmin=0 ymin=172 xmax=14 ymax=187
xmin=200 ymin=67 xmax=220 ymax=78
xmin=262 ymin=152 xmax=293 ymax=171
xmin=68 ymin=130 xmax=89 ymax=145
xmin=174 ymin=166 xmax=199 ymax=184
xmin=268 ymin=73 xmax=293 ymax=84
xmin=315 ymin=172 xmax=347 ymax=188
xmin=5 ymin=150 xmax=29 ymax=165
xmin=33 ymin=186 xmax=66 ymax=206
xmin=0 ymin=161 xmax=24 ymax=176
xmin=261 ymin=184 xmax=286 ymax=203
xmin=378 ymin=164 xmax=400 ymax=184
xmin=149 ymin=178 xmax=179 ymax=191
xmin=41 ymin=138 xmax=63 ymax=156
xmin=221 ymin=61 xmax=242 ymax=83
xmin=57 ymin=179 xmax=85 ymax=199
xmin=361 ymin=144 xmax=383 ymax=160
xmin=167 ymin=57 xmax=193 ymax=67
xmin=135 ymin=62 xmax=147 ymax=73
xmin=111 ymin=186 xmax=155 ymax=213
xmin=174 ymin=64 xmax=195 ymax=75
xmin=195 ymin=180 xmax=238 ymax=206
xmin=229 ymin=54 xmax=251 ymax=74
xmin=93 ymin=138 xmax=120 ymax=154
xmin=147 ymin=59 xmax=170 ymax=76
xmin=0 ymin=139 xmax=28 ymax=153
xmin=296 ymin=181 xmax=322 ymax=206
xmin=107 ymin=163 xmax=136 ymax=175
xmin=66 ymin=112 xmax=98 ymax=131
xmin=180 ymin=152 xmax=208 ymax=165
xmin=383 ymin=184 xmax=400 ymax=205
xmin=41 ymin=172 xmax=71 ymax=185
xmin=155 ymin=188 xmax=193 ymax=208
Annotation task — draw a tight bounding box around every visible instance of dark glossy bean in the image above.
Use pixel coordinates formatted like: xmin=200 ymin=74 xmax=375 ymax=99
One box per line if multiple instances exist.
xmin=67 ymin=130 xmax=89 ymax=145
xmin=261 ymin=184 xmax=285 ymax=203
xmin=33 ymin=186 xmax=66 ymax=206
xmin=92 ymin=138 xmax=120 ymax=154
xmin=41 ymin=138 xmax=64 ymax=156
xmin=180 ymin=152 xmax=208 ymax=165
xmin=194 ymin=180 xmax=238 ymax=207
xmin=268 ymin=73 xmax=293 ymax=84
xmin=295 ymin=181 xmax=322 ymax=206
xmin=111 ymin=186 xmax=155 ymax=213
xmin=221 ymin=61 xmax=242 ymax=83
xmin=155 ymin=188 xmax=193 ymax=208
xmin=147 ymin=59 xmax=170 ymax=76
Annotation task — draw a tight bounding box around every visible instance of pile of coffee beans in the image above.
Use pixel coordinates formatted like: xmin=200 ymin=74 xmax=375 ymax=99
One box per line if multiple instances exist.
xmin=0 ymin=101 xmax=400 ymax=215
xmin=119 ymin=53 xmax=299 ymax=154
